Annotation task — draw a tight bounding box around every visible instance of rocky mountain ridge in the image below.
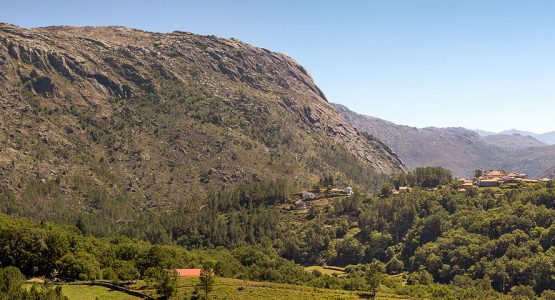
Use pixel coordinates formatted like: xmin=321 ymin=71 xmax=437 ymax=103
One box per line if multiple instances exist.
xmin=477 ymin=129 xmax=555 ymax=145
xmin=482 ymin=134 xmax=546 ymax=150
xmin=0 ymin=22 xmax=405 ymax=222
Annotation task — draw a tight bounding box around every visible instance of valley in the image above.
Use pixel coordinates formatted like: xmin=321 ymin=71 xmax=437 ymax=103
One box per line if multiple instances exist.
xmin=0 ymin=16 xmax=554 ymax=300
xmin=334 ymin=103 xmax=555 ymax=178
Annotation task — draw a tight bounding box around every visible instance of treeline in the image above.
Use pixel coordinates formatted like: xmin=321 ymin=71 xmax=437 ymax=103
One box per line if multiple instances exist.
xmin=390 ymin=166 xmax=453 ymax=189
xmin=0 ymin=213 xmax=399 ymax=294
xmin=0 ymin=212 xmax=511 ymax=299
xmin=4 ymin=166 xmax=555 ymax=298
xmin=0 ymin=179 xmax=290 ymax=247
xmin=326 ymin=183 xmax=555 ymax=298
xmin=0 ymin=266 xmax=67 ymax=300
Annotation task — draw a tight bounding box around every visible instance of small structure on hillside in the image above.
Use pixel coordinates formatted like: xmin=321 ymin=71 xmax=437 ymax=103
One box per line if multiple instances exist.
xmin=507 ymin=172 xmax=528 ymax=179
xmin=302 ymin=191 xmax=316 ymax=200
xmin=479 ymin=179 xmax=500 ymax=187
xmin=399 ymin=186 xmax=412 ymax=193
xmin=174 ymin=269 xmax=201 ymax=277
xmin=344 ymin=187 xmax=353 ymax=196
xmin=462 ymin=181 xmax=475 ymax=189
xmin=483 ymin=170 xmax=506 ymax=179
xmin=295 ymin=200 xmax=307 ymax=210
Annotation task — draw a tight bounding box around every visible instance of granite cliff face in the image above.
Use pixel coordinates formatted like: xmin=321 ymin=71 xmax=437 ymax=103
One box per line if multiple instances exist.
xmin=0 ymin=22 xmax=405 ymax=218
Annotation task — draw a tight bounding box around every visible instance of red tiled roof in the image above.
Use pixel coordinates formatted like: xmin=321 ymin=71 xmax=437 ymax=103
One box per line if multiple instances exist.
xmin=175 ymin=269 xmax=201 ymax=277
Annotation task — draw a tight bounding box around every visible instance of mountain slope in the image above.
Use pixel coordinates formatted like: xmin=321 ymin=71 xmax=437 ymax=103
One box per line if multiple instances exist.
xmin=538 ymin=132 xmax=555 ymax=145
xmin=334 ymin=103 xmax=555 ymax=177
xmin=540 ymin=165 xmax=555 ymax=179
xmin=483 ymin=134 xmax=546 ymax=150
xmin=497 ymin=129 xmax=555 ymax=145
xmin=0 ymin=22 xmax=405 ymax=222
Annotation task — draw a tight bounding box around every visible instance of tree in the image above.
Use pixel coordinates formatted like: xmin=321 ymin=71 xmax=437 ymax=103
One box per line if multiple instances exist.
xmin=199 ymin=261 xmax=216 ymax=298
xmin=0 ymin=266 xmax=24 ymax=300
xmin=25 ymin=284 xmax=68 ymax=300
xmin=379 ymin=183 xmax=393 ymax=198
xmin=112 ymin=260 xmax=140 ymax=284
xmin=414 ymin=167 xmax=452 ymax=188
xmin=56 ymin=252 xmax=100 ymax=281
xmin=407 ymin=270 xmax=433 ymax=285
xmin=365 ymin=263 xmax=384 ymax=297
xmin=385 ymin=256 xmax=404 ymax=275
xmin=335 ymin=237 xmax=364 ymax=265
xmin=158 ymin=270 xmax=178 ymax=300
xmin=475 ymin=170 xmax=483 ymax=179
xmin=145 ymin=268 xmax=178 ymax=300
xmin=509 ymin=285 xmax=536 ymax=300
xmin=541 ymin=290 xmax=555 ymax=300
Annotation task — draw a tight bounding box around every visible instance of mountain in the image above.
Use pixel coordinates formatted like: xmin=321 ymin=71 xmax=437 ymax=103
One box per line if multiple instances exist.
xmin=473 ymin=129 xmax=496 ymax=137
xmin=0 ymin=22 xmax=405 ymax=222
xmin=334 ymin=103 xmax=555 ymax=177
xmin=499 ymin=129 xmax=539 ymax=137
xmin=540 ymin=165 xmax=555 ymax=179
xmin=538 ymin=132 xmax=555 ymax=145
xmin=482 ymin=134 xmax=546 ymax=150
xmin=487 ymin=129 xmax=555 ymax=145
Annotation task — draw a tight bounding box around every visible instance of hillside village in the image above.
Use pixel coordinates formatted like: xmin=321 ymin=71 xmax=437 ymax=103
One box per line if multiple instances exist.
xmin=293 ymin=169 xmax=555 ymax=211
xmin=460 ymin=170 xmax=552 ymax=189
xmin=386 ymin=168 xmax=554 ymax=196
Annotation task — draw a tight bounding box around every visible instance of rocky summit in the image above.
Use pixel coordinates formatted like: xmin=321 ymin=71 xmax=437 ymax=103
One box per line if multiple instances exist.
xmin=0 ymin=22 xmax=405 ymax=218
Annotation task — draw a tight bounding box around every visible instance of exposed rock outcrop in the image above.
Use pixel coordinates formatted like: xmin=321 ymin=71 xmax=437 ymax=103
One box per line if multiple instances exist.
xmin=0 ymin=22 xmax=406 ymax=215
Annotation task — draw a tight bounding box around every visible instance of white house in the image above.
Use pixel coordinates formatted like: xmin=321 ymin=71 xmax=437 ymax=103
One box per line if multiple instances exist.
xmin=302 ymin=191 xmax=316 ymax=200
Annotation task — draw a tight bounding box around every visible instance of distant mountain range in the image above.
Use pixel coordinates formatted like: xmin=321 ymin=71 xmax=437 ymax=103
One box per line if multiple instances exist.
xmin=475 ymin=129 xmax=555 ymax=145
xmin=334 ymin=104 xmax=555 ymax=177
xmin=482 ymin=134 xmax=547 ymax=150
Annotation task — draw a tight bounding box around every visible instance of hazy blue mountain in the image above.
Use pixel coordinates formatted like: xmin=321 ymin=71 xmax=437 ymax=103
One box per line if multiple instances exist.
xmin=483 ymin=134 xmax=547 ymax=150
xmin=538 ymin=132 xmax=555 ymax=145
xmin=473 ymin=129 xmax=496 ymax=137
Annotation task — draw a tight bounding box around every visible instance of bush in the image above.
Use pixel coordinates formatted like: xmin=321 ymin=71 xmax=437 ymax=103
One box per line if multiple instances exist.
xmin=385 ymin=256 xmax=404 ymax=275
xmin=57 ymin=252 xmax=101 ymax=281
xmin=335 ymin=237 xmax=365 ymax=265
xmin=510 ymin=285 xmax=536 ymax=300
xmin=112 ymin=260 xmax=140 ymax=283
xmin=407 ymin=270 xmax=433 ymax=285
xmin=541 ymin=290 xmax=555 ymax=300
xmin=0 ymin=266 xmax=24 ymax=299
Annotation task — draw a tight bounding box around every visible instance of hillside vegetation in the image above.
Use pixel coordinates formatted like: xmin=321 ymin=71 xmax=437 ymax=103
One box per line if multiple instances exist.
xmin=0 ymin=22 xmax=404 ymax=231
xmin=3 ymin=166 xmax=555 ymax=298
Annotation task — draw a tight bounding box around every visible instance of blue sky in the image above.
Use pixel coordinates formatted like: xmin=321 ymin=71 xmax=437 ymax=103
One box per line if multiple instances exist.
xmin=1 ymin=0 xmax=554 ymax=133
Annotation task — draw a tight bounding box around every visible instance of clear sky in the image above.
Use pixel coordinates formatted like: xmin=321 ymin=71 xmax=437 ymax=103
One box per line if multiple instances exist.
xmin=1 ymin=0 xmax=554 ymax=133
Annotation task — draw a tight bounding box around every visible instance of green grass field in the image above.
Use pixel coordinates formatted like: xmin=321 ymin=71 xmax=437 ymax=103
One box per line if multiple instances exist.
xmin=131 ymin=277 xmax=416 ymax=300
xmin=60 ymin=285 xmax=140 ymax=300
xmin=304 ymin=265 xmax=346 ymax=277
xmin=26 ymin=276 xmax=417 ymax=300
